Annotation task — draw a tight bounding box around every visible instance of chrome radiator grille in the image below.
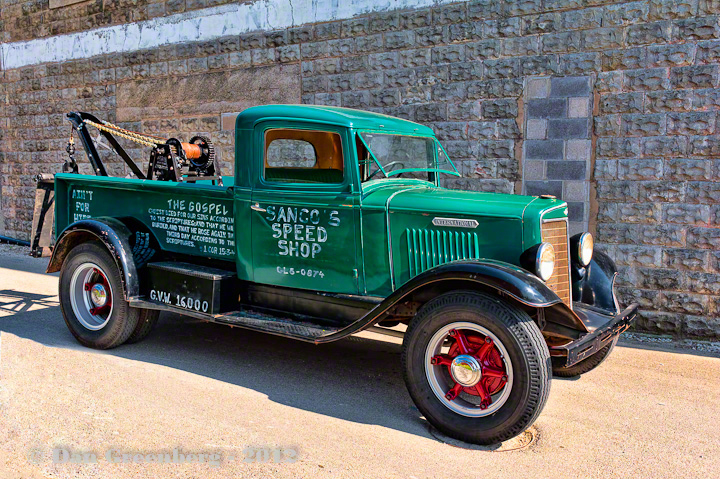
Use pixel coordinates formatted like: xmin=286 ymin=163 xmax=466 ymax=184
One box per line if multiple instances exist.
xmin=406 ymin=229 xmax=479 ymax=277
xmin=541 ymin=220 xmax=572 ymax=306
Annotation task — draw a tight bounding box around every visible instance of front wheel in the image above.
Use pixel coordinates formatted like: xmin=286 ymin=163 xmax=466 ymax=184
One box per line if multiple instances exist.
xmin=59 ymin=242 xmax=140 ymax=349
xmin=402 ymin=291 xmax=551 ymax=445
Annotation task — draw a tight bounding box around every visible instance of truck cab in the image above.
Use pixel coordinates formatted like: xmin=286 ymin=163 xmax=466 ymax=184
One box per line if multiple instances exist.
xmin=233 ymin=106 xmax=558 ymax=298
xmin=38 ymin=105 xmax=637 ymax=446
xmin=233 ymin=105 xmax=465 ymax=296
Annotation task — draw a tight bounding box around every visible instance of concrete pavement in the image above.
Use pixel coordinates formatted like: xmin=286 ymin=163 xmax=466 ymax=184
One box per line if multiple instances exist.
xmin=0 ymin=246 xmax=718 ymax=478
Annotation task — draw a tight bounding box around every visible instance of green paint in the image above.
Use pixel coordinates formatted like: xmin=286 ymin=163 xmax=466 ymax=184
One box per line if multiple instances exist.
xmin=55 ymin=105 xmax=570 ymax=298
xmin=56 ymin=174 xmax=237 ymax=260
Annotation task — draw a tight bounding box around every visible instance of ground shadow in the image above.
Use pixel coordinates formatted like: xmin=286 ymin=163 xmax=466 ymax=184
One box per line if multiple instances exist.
xmin=0 ymin=286 xmax=441 ymax=443
xmin=0 ymin=289 xmax=59 ymax=315
xmin=617 ymin=339 xmax=720 ymax=359
xmin=1 ymin=276 xmax=716 ymax=448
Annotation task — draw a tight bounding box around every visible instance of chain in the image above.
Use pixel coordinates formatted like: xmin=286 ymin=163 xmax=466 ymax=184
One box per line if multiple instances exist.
xmin=83 ymin=119 xmax=162 ymax=148
xmin=64 ymin=126 xmax=78 ymax=173
xmin=98 ymin=118 xmax=167 ymax=142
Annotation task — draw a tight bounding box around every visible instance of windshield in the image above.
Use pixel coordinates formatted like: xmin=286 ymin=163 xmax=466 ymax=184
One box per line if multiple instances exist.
xmin=358 ymin=132 xmax=459 ymax=182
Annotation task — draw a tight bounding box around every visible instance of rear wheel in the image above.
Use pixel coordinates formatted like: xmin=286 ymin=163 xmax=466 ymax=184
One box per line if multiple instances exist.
xmin=59 ymin=242 xmax=140 ymax=349
xmin=551 ymin=337 xmax=618 ymax=378
xmin=402 ymin=291 xmax=551 ymax=445
xmin=125 ymin=309 xmax=160 ymax=344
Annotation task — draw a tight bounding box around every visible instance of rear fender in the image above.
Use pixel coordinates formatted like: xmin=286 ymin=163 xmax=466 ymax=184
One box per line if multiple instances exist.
xmin=47 ymin=218 xmax=139 ymax=300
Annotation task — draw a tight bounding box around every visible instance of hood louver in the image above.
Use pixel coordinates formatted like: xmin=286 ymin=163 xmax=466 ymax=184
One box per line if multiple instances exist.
xmin=406 ymin=228 xmax=480 ymax=277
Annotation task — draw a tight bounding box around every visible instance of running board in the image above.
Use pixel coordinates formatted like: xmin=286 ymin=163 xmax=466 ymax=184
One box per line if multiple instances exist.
xmin=129 ymin=298 xmax=341 ymax=342
xmin=130 ymin=259 xmax=411 ymax=343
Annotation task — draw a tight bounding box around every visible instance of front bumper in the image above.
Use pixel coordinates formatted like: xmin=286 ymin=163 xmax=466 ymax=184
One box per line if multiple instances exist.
xmin=549 ymin=303 xmax=639 ymax=368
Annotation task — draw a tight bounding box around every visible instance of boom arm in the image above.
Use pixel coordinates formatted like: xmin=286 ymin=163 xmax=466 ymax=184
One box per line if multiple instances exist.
xmin=66 ymin=112 xmax=113 ymax=177
xmin=64 ymin=111 xmax=222 ymax=186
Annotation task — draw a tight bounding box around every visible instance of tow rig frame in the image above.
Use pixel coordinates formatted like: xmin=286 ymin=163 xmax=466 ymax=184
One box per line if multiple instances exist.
xmin=29 ymin=111 xmax=222 ymax=257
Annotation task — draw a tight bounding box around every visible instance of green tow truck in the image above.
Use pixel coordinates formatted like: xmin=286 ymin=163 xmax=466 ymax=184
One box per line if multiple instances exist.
xmin=31 ymin=105 xmax=637 ymax=445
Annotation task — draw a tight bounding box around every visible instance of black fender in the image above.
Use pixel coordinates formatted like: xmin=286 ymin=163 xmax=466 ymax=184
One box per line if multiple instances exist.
xmin=47 ymin=218 xmax=139 ymax=300
xmin=571 ymin=250 xmax=619 ymax=319
xmin=391 ymin=259 xmax=564 ymax=307
xmin=316 ymin=259 xmax=587 ymax=344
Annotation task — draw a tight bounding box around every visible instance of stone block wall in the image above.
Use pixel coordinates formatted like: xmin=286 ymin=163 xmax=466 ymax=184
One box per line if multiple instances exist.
xmin=0 ymin=0 xmax=239 ymax=42
xmin=0 ymin=0 xmax=719 ymax=339
xmin=523 ymin=75 xmax=593 ymax=235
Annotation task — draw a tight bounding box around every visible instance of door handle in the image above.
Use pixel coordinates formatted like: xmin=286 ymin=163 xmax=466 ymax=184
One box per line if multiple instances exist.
xmin=250 ymin=203 xmax=267 ymax=213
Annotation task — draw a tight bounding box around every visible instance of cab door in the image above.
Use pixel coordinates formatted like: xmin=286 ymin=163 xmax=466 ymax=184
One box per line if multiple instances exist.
xmin=249 ymin=122 xmax=360 ymax=294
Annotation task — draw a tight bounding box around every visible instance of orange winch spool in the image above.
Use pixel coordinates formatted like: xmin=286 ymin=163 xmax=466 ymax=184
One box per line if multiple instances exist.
xmin=181 ymin=142 xmax=203 ymax=160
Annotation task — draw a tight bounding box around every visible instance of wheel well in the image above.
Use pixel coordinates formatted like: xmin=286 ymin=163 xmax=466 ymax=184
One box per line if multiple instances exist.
xmin=47 ymin=217 xmax=160 ymax=274
xmin=46 ymin=231 xmax=99 ymax=273
xmin=46 ymin=220 xmax=141 ymax=301
xmin=379 ymin=280 xmax=587 ymax=345
xmin=381 ymin=280 xmax=540 ymax=327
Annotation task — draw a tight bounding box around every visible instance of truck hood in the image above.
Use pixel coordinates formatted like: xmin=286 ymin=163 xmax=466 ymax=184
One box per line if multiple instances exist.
xmin=361 ymin=180 xmax=563 ymax=220
xmin=361 ymin=179 xmax=569 ymax=290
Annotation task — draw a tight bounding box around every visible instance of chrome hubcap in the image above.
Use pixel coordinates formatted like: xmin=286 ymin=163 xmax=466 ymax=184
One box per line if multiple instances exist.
xmin=450 ymin=354 xmax=482 ymax=387
xmin=90 ymin=284 xmax=107 ymax=307
xmin=69 ymin=262 xmax=113 ymax=331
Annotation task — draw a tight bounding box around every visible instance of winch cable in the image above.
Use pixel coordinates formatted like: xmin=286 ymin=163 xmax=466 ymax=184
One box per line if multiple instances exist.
xmin=84 ymin=119 xmax=220 ymax=183
xmin=80 ymin=120 xmax=150 ymax=179
xmin=82 ymin=119 xmax=162 ymax=148
xmin=83 ymin=119 xmax=167 ymax=147
xmin=65 ymin=111 xmax=221 ymax=185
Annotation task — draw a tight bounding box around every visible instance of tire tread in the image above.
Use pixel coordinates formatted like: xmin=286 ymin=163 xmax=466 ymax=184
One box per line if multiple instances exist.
xmin=402 ymin=291 xmax=551 ymax=445
xmin=59 ymin=241 xmax=139 ymax=349
xmin=125 ymin=309 xmax=160 ymax=344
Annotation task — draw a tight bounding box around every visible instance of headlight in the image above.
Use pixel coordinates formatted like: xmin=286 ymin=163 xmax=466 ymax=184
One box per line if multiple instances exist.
xmin=521 ymin=242 xmax=556 ymax=281
xmin=536 ymin=242 xmax=555 ymax=281
xmin=571 ymin=232 xmax=594 ymax=267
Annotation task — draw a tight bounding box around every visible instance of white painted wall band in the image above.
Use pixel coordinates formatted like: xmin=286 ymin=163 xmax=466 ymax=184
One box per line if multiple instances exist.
xmin=1 ymin=0 xmax=456 ymax=70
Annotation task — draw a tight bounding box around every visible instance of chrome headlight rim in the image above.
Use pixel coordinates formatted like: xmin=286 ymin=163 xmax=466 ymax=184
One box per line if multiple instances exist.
xmin=535 ymin=242 xmax=555 ymax=282
xmin=576 ymin=232 xmax=594 ymax=267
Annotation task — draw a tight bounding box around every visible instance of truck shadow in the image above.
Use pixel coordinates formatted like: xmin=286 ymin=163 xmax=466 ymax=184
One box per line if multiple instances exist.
xmin=0 ymin=289 xmax=59 ymax=315
xmin=0 ymin=291 xmax=441 ymax=443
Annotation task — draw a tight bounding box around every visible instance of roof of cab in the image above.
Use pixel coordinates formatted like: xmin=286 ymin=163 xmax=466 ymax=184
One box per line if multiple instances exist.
xmin=235 ymin=104 xmax=435 ymax=135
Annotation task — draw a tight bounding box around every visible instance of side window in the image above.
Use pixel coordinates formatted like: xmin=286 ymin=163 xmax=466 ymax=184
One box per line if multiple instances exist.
xmin=267 ymin=139 xmax=317 ymax=168
xmin=264 ymin=129 xmax=344 ymax=184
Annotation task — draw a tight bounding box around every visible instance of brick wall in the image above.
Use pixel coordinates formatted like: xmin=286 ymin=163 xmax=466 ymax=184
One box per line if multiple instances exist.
xmin=0 ymin=0 xmax=719 ymax=339
xmin=523 ymin=75 xmax=593 ymax=236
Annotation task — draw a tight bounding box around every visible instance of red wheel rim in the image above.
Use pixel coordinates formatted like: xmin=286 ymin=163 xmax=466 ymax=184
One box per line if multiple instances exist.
xmin=425 ymin=322 xmax=513 ymax=417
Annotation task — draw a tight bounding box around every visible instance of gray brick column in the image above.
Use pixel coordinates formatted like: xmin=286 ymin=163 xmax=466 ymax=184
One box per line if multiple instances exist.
xmin=0 ymin=184 xmax=4 ymax=235
xmin=522 ymin=76 xmax=593 ymax=236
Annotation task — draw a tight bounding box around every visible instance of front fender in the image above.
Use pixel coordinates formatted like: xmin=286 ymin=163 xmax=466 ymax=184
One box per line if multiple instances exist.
xmin=394 ymin=259 xmax=564 ymax=308
xmin=572 ymin=250 xmax=619 ymax=316
xmin=47 ymin=218 xmax=139 ymax=300
xmin=316 ymin=259 xmax=587 ymax=344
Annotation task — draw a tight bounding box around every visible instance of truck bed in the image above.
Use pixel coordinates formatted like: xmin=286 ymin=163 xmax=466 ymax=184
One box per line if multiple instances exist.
xmin=54 ymin=174 xmax=238 ymax=262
